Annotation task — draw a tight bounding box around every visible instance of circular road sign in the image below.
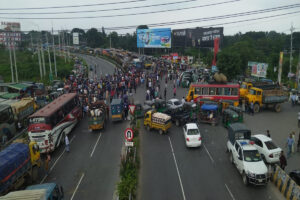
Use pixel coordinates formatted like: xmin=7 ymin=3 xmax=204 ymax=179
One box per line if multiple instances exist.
xmin=124 ymin=128 xmax=134 ymax=141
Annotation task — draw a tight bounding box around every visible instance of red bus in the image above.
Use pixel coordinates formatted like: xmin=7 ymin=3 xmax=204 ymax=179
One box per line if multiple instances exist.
xmin=186 ymin=83 xmax=240 ymax=102
xmin=28 ymin=93 xmax=82 ymax=153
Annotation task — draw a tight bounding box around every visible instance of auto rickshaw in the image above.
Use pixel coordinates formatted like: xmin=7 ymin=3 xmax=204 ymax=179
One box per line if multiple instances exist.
xmin=88 ymin=101 xmax=109 ymax=131
xmin=183 ymin=102 xmax=198 ymax=122
xmin=228 ymin=105 xmax=243 ymax=122
xmin=154 ymin=99 xmax=168 ymax=113
xmin=135 ymin=103 xmax=152 ymax=118
xmin=222 ymin=109 xmax=239 ymax=128
xmin=144 ymin=100 xmax=155 ymax=108
xmin=111 ymin=98 xmax=124 ymax=121
xmin=198 ymin=104 xmax=219 ymax=126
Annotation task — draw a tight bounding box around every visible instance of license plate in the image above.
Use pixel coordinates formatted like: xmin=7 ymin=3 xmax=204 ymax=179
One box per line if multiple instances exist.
xmin=258 ymin=179 xmax=263 ymax=183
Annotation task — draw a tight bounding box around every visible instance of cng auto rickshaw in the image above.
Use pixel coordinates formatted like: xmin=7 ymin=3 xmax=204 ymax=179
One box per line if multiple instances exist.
xmin=135 ymin=102 xmax=152 ymax=118
xmin=183 ymin=102 xmax=198 ymax=122
xmin=222 ymin=109 xmax=239 ymax=128
xmin=154 ymin=99 xmax=167 ymax=113
xmin=111 ymin=98 xmax=124 ymax=121
xmin=88 ymin=101 xmax=109 ymax=131
xmin=228 ymin=105 xmax=243 ymax=122
xmin=198 ymin=104 xmax=219 ymax=126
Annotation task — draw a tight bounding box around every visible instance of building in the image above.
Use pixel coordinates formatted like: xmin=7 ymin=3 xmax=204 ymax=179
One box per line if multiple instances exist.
xmin=0 ymin=22 xmax=21 ymax=47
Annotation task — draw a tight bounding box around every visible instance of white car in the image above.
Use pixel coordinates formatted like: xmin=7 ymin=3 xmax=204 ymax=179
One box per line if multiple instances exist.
xmin=167 ymin=99 xmax=182 ymax=109
xmin=183 ymin=123 xmax=202 ymax=147
xmin=251 ymin=134 xmax=282 ymax=164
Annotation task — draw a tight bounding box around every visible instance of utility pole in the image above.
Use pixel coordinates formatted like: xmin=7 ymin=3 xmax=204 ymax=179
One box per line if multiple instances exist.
xmin=12 ymin=37 xmax=18 ymax=83
xmin=37 ymin=45 xmax=43 ymax=80
xmin=9 ymin=44 xmax=14 ymax=83
xmin=45 ymin=32 xmax=52 ymax=75
xmin=62 ymin=30 xmax=66 ymax=63
xmin=66 ymin=31 xmax=70 ymax=62
xmin=30 ymin=33 xmax=33 ymax=51
xmin=58 ymin=31 xmax=61 ymax=56
xmin=52 ymin=28 xmax=57 ymax=77
xmin=110 ymin=34 xmax=112 ymax=49
xmin=40 ymin=34 xmax=46 ymax=76
xmin=289 ymin=24 xmax=295 ymax=76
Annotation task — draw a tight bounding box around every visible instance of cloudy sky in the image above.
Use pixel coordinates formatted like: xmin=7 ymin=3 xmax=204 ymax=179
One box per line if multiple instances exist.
xmin=0 ymin=0 xmax=299 ymax=35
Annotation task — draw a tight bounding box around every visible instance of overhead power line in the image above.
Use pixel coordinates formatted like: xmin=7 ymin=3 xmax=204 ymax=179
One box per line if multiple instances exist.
xmin=0 ymin=0 xmax=240 ymax=19
xmin=0 ymin=0 xmax=147 ymax=10
xmin=104 ymin=4 xmax=300 ymax=30
xmin=0 ymin=0 xmax=200 ymax=15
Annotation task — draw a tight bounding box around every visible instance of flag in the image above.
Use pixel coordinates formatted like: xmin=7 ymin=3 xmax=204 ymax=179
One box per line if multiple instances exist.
xmin=212 ymin=37 xmax=220 ymax=66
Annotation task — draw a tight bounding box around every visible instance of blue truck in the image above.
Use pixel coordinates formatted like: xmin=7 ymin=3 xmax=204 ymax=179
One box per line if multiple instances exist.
xmin=0 ymin=141 xmax=40 ymax=195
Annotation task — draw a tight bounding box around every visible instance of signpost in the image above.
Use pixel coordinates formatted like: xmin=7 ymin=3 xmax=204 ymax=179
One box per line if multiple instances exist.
xmin=129 ymin=105 xmax=136 ymax=115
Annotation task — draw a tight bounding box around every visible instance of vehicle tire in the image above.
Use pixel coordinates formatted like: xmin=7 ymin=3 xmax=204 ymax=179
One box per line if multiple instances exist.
xmin=254 ymin=103 xmax=260 ymax=113
xmin=242 ymin=172 xmax=249 ymax=186
xmin=274 ymin=104 xmax=281 ymax=112
xmin=146 ymin=125 xmax=150 ymax=131
xmin=175 ymin=120 xmax=180 ymax=126
xmin=159 ymin=129 xmax=163 ymax=135
xmin=230 ymin=153 xmax=234 ymax=164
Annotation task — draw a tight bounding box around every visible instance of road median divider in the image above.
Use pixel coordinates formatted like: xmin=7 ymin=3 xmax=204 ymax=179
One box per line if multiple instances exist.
xmin=271 ymin=165 xmax=300 ymax=200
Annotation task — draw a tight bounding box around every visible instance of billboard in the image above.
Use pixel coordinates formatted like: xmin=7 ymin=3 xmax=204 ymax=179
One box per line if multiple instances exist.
xmin=0 ymin=22 xmax=21 ymax=32
xmin=172 ymin=27 xmax=223 ymax=48
xmin=248 ymin=61 xmax=268 ymax=78
xmin=137 ymin=28 xmax=171 ymax=48
xmin=73 ymin=32 xmax=79 ymax=45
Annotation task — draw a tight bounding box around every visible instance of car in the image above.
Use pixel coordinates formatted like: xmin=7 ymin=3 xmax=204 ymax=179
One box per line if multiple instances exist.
xmin=251 ymin=134 xmax=282 ymax=164
xmin=183 ymin=123 xmax=202 ymax=147
xmin=167 ymin=99 xmax=182 ymax=109
xmin=289 ymin=170 xmax=300 ymax=185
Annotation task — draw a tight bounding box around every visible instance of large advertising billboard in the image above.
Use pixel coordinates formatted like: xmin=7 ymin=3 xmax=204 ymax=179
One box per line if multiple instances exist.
xmin=137 ymin=28 xmax=171 ymax=48
xmin=248 ymin=61 xmax=268 ymax=78
xmin=172 ymin=27 xmax=223 ymax=48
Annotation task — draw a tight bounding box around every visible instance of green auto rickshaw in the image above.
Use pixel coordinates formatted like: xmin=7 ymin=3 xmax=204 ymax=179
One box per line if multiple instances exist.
xmin=228 ymin=105 xmax=243 ymax=122
xmin=135 ymin=103 xmax=152 ymax=118
xmin=222 ymin=109 xmax=239 ymax=128
xmin=154 ymin=99 xmax=168 ymax=113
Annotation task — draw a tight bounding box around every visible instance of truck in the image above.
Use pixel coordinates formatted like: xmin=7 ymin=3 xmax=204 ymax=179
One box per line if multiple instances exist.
xmin=239 ymin=81 xmax=278 ymax=99
xmin=226 ymin=123 xmax=269 ymax=186
xmin=246 ymin=87 xmax=288 ymax=113
xmin=0 ymin=183 xmax=64 ymax=200
xmin=88 ymin=100 xmax=109 ymax=131
xmin=0 ymin=140 xmax=41 ymax=195
xmin=10 ymin=98 xmax=36 ymax=127
xmin=144 ymin=110 xmax=172 ymax=135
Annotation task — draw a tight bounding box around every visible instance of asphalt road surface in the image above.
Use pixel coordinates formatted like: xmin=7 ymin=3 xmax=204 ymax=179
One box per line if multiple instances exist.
xmin=39 ymin=55 xmax=125 ymax=200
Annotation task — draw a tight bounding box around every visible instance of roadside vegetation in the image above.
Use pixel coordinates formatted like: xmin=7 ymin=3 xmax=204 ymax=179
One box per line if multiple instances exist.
xmin=0 ymin=46 xmax=74 ymax=84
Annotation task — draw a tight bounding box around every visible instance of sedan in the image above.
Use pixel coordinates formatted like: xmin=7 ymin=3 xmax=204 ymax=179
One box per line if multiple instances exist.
xmin=167 ymin=99 xmax=183 ymax=109
xmin=183 ymin=123 xmax=202 ymax=148
xmin=251 ymin=134 xmax=282 ymax=164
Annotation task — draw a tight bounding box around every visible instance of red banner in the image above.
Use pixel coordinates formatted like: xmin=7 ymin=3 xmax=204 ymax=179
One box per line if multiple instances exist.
xmin=212 ymin=37 xmax=220 ymax=66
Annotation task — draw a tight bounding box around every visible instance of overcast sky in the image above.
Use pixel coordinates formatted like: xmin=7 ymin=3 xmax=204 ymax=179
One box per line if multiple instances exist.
xmin=0 ymin=0 xmax=299 ymax=35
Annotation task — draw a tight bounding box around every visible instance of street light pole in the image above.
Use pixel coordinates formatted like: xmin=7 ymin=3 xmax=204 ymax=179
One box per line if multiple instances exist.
xmin=52 ymin=28 xmax=57 ymax=77
xmin=9 ymin=43 xmax=14 ymax=83
xmin=12 ymin=34 xmax=18 ymax=83
xmin=289 ymin=24 xmax=295 ymax=76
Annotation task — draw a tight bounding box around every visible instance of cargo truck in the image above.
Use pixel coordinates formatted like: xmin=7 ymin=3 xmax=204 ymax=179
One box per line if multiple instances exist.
xmin=144 ymin=110 xmax=172 ymax=134
xmin=0 ymin=141 xmax=41 ymax=195
xmin=239 ymin=81 xmax=278 ymax=99
xmin=246 ymin=87 xmax=288 ymax=113
xmin=0 ymin=183 xmax=64 ymax=200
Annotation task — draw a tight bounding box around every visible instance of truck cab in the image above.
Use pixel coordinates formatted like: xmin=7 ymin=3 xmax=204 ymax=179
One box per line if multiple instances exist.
xmin=26 ymin=183 xmax=64 ymax=200
xmin=246 ymin=87 xmax=263 ymax=106
xmin=227 ymin=123 xmax=268 ymax=186
xmin=240 ymin=82 xmax=253 ymax=99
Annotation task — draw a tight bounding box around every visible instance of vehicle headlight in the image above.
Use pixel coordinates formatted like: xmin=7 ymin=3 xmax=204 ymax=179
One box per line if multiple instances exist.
xmin=246 ymin=171 xmax=255 ymax=178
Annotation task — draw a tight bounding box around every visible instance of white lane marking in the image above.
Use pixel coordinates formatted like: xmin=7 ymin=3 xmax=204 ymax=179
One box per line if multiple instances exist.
xmin=90 ymin=133 xmax=102 ymax=158
xmin=70 ymin=173 xmax=85 ymax=200
xmin=168 ymin=136 xmax=186 ymax=200
xmin=225 ymin=184 xmax=236 ymax=200
xmin=203 ymin=144 xmax=215 ymax=164
xmin=40 ymin=135 xmax=76 ymax=184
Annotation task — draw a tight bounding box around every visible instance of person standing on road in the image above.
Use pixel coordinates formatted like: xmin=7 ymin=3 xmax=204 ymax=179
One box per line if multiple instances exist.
xmin=292 ymin=131 xmax=296 ymax=153
xmin=65 ymin=135 xmax=70 ymax=152
xmin=250 ymin=102 xmax=254 ymax=116
xmin=266 ymin=130 xmax=271 ymax=138
xmin=286 ymin=133 xmax=294 ymax=158
xmin=173 ymin=85 xmax=176 ymax=97
xmin=279 ymin=151 xmax=287 ymax=170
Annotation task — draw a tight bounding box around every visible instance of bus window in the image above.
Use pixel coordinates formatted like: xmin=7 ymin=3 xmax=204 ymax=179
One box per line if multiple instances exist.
xmin=202 ymin=87 xmax=209 ymax=95
xmin=224 ymin=88 xmax=231 ymax=95
xmin=216 ymin=88 xmax=223 ymax=95
xmin=231 ymin=88 xmax=238 ymax=96
xmin=209 ymin=88 xmax=216 ymax=95
xmin=195 ymin=87 xmax=202 ymax=95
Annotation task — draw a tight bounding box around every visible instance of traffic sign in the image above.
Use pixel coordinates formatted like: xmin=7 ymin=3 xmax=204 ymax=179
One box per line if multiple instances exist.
xmin=125 ymin=141 xmax=134 ymax=147
xmin=129 ymin=105 xmax=136 ymax=115
xmin=124 ymin=128 xmax=134 ymax=141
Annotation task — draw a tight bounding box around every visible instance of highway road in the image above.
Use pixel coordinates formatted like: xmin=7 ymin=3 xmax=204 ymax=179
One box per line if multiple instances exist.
xmin=40 ymin=54 xmax=287 ymax=200
xmin=39 ymin=55 xmax=125 ymax=200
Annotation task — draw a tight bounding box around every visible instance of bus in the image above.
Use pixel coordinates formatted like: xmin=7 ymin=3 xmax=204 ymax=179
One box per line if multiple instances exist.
xmin=28 ymin=93 xmax=82 ymax=153
xmin=0 ymin=104 xmax=16 ymax=146
xmin=186 ymin=83 xmax=240 ymax=102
